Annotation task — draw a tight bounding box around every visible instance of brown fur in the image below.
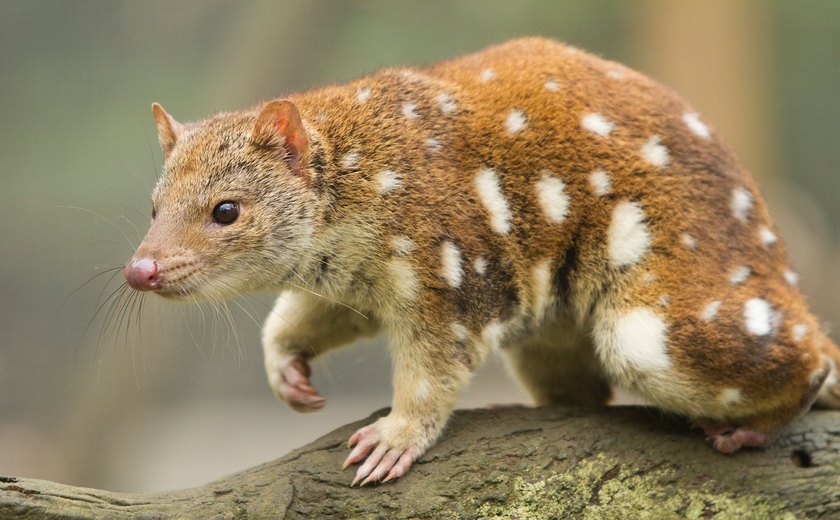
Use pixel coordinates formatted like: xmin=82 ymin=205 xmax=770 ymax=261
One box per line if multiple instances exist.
xmin=132 ymin=38 xmax=840 ymax=483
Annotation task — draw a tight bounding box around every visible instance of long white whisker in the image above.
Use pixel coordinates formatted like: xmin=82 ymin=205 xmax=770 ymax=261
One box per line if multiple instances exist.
xmin=119 ymin=214 xmax=144 ymax=245
xmin=286 ymin=281 xmax=369 ymax=320
xmin=57 ymin=205 xmax=137 ymax=250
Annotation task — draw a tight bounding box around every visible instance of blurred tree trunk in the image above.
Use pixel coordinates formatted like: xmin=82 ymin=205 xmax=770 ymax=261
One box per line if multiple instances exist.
xmin=2 ymin=407 xmax=839 ymax=518
xmin=633 ymin=0 xmax=777 ymax=183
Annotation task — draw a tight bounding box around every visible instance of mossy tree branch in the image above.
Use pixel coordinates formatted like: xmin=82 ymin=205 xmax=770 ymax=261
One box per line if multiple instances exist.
xmin=2 ymin=407 xmax=839 ymax=518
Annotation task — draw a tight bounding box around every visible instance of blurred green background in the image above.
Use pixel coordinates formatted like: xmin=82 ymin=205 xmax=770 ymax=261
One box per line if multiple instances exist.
xmin=1 ymin=1 xmax=838 ymax=493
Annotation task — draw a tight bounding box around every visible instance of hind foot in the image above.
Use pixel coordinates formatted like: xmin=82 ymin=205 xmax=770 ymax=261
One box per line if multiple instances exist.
xmin=697 ymin=357 xmax=832 ymax=453
xmin=697 ymin=421 xmax=771 ymax=454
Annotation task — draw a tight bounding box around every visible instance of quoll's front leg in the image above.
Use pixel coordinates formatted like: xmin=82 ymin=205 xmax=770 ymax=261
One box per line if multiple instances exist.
xmin=343 ymin=329 xmax=474 ymax=485
xmin=262 ymin=290 xmax=378 ymax=412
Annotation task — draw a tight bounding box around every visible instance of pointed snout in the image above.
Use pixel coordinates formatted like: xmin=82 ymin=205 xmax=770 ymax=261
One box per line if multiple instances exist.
xmin=124 ymin=257 xmax=161 ymax=291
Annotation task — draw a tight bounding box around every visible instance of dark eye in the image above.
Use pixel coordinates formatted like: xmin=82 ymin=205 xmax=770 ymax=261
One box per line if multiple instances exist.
xmin=151 ymin=206 xmax=157 ymax=220
xmin=212 ymin=201 xmax=240 ymax=225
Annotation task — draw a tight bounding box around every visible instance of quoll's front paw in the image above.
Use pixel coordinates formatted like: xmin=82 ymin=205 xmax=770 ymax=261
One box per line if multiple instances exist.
xmin=343 ymin=416 xmax=430 ymax=486
xmin=267 ymin=353 xmax=325 ymax=412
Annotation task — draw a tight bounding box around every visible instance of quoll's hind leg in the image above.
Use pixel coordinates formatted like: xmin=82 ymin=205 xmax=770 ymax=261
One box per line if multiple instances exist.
xmin=697 ymin=358 xmax=829 ymax=453
xmin=504 ymin=320 xmax=612 ymax=407
xmin=262 ymin=290 xmax=379 ymax=412
xmin=590 ymin=293 xmax=829 ymax=454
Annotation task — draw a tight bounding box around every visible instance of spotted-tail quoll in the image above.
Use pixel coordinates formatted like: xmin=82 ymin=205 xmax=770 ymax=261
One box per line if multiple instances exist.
xmin=124 ymin=37 xmax=840 ymax=485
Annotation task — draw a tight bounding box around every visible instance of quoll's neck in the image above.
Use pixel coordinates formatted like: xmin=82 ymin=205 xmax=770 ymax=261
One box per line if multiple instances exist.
xmin=284 ymin=112 xmax=385 ymax=299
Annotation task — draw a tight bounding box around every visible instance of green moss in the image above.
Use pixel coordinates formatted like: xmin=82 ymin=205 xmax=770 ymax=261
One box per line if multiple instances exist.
xmin=474 ymin=454 xmax=792 ymax=519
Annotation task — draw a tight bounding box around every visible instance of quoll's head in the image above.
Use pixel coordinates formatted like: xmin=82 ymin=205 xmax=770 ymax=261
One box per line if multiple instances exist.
xmin=124 ymin=100 xmax=318 ymax=300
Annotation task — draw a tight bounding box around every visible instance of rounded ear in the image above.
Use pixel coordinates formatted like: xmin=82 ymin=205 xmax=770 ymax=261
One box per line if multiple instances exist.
xmin=252 ymin=99 xmax=310 ymax=179
xmin=151 ymin=102 xmax=185 ymax=157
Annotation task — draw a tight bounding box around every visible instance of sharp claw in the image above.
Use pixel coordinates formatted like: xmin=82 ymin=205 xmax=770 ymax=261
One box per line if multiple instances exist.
xmin=353 ymin=465 xmax=370 ymax=485
xmin=382 ymin=451 xmax=413 ymax=483
xmin=342 ymin=420 xmax=421 ymax=486
xmin=343 ymin=449 xmax=361 ymax=469
xmin=354 ymin=445 xmax=387 ymax=482
xmin=343 ymin=441 xmax=375 ymax=469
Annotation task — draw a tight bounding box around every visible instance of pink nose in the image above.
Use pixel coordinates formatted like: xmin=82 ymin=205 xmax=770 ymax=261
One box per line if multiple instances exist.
xmin=124 ymin=258 xmax=161 ymax=291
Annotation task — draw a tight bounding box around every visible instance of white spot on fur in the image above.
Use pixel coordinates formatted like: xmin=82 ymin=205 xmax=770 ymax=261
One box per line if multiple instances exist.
xmin=641 ymin=135 xmax=670 ymax=168
xmin=784 ymin=269 xmax=799 ymax=286
xmin=475 ymin=168 xmax=513 ymax=235
xmin=606 ymin=69 xmax=624 ymax=79
xmin=792 ymin=323 xmax=808 ymax=342
xmin=473 ymin=256 xmax=488 ymax=275
xmin=759 ymin=226 xmax=777 ymax=246
xmin=356 ymin=87 xmax=371 ymax=104
xmin=341 ymin=151 xmax=359 ymax=169
xmin=400 ymin=70 xmax=428 ymax=83
xmin=608 ymin=201 xmax=651 ymax=267
xmin=481 ymin=319 xmax=506 ymax=351
xmin=425 ymin=137 xmax=442 ymax=152
xmin=729 ymin=265 xmax=751 ymax=285
xmin=451 ymin=322 xmax=469 ymax=342
xmin=642 ymin=273 xmax=657 ymax=285
xmin=376 ymin=169 xmax=402 ymax=195
xmin=683 ymin=112 xmax=711 ymax=139
xmin=544 ymin=78 xmax=560 ymax=91
xmin=589 ymin=169 xmax=612 ymax=197
xmin=387 ymin=258 xmax=419 ymax=301
xmin=505 ymin=109 xmax=527 ymax=134
xmin=402 ymin=101 xmax=419 ymax=120
xmin=589 ymin=169 xmax=611 ymax=196
xmin=731 ymin=187 xmax=754 ymax=222
xmin=581 ymin=113 xmax=614 ymax=137
xmin=744 ymin=298 xmax=778 ymax=336
xmin=440 ymin=241 xmax=463 ymax=288
xmin=658 ymin=295 xmax=670 ymax=308
xmin=416 ymin=379 xmax=431 ymax=400
xmin=701 ymin=301 xmax=722 ymax=321
xmin=535 ymin=171 xmax=570 ymax=224
xmin=719 ymin=388 xmax=742 ymax=407
xmin=391 ymin=236 xmax=416 ymax=256
xmin=435 ymin=92 xmax=456 ymax=114
xmin=680 ymin=233 xmax=697 ymax=249
xmin=480 ymin=68 xmax=495 ymax=82
xmin=600 ymin=307 xmax=670 ymax=374
xmin=531 ymin=259 xmax=553 ymax=319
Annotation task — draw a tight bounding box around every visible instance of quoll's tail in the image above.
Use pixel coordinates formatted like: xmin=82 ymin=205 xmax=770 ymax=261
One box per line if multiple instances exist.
xmin=816 ymin=337 xmax=840 ymax=409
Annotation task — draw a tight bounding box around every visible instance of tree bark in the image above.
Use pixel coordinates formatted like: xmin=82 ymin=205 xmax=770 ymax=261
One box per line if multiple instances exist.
xmin=1 ymin=407 xmax=839 ymax=519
